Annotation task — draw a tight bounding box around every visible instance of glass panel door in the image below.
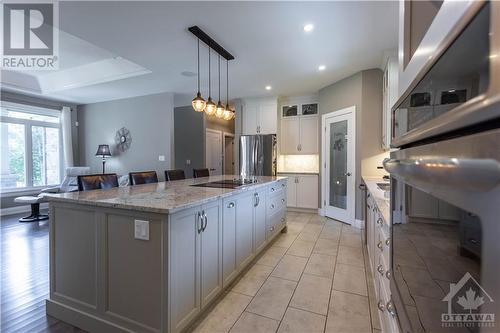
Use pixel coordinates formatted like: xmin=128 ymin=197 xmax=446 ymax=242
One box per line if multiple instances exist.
xmin=329 ymin=120 xmax=347 ymax=209
xmin=324 ymin=107 xmax=355 ymax=224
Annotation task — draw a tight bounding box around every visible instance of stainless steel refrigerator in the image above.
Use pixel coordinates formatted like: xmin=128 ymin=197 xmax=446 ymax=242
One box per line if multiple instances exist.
xmin=239 ymin=134 xmax=277 ymax=178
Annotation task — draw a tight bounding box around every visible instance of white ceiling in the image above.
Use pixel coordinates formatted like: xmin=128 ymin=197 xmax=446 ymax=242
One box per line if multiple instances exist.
xmin=1 ymin=1 xmax=398 ymax=105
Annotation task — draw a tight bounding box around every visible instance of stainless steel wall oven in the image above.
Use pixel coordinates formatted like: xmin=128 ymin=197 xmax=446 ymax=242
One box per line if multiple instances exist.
xmin=386 ymin=2 xmax=500 ymax=332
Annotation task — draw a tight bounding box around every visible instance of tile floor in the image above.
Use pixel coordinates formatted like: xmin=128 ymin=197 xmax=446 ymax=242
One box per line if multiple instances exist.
xmin=192 ymin=212 xmax=381 ymax=333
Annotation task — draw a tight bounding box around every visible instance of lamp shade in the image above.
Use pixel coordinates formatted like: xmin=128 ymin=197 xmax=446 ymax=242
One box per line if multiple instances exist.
xmin=95 ymin=144 xmax=111 ymax=156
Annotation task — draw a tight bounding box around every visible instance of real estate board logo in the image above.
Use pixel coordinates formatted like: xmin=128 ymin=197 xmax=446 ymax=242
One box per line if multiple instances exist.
xmin=1 ymin=1 xmax=59 ymax=70
xmin=442 ymin=272 xmax=495 ymax=329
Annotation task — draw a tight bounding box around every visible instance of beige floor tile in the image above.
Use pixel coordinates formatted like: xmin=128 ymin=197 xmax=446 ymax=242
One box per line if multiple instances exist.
xmin=332 ymin=264 xmax=368 ymax=296
xmin=337 ymin=246 xmax=364 ymax=267
xmin=287 ymin=239 xmax=315 ymax=258
xmin=324 ymin=219 xmax=344 ymax=228
xmin=230 ymin=312 xmax=279 ymax=333
xmin=273 ymin=233 xmax=298 ymax=249
xmin=247 ymin=277 xmax=297 ymax=320
xmin=257 ymin=246 xmax=288 ymax=268
xmin=290 ymin=274 xmax=332 ymax=315
xmin=194 ymin=291 xmax=253 ymax=333
xmin=304 ymin=253 xmax=336 ymax=278
xmin=232 ymin=264 xmax=274 ymax=297
xmin=277 ymin=307 xmax=326 ymax=333
xmin=271 ymin=255 xmax=308 ymax=281
xmin=296 ymin=230 xmax=321 ymax=242
xmin=302 ymin=224 xmax=323 ymax=234
xmin=339 ymin=232 xmax=362 ymax=248
xmin=319 ymin=227 xmax=341 ymax=241
xmin=286 ymin=222 xmax=305 ymax=235
xmin=309 ymin=215 xmax=327 ymax=224
xmin=326 ymin=290 xmax=371 ymax=333
xmin=313 ymin=238 xmax=338 ymax=256
xmin=341 ymin=225 xmax=361 ymax=234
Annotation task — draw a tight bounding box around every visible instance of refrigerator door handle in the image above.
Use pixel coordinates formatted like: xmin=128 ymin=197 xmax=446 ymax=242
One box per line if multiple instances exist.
xmin=383 ymin=157 xmax=500 ymax=192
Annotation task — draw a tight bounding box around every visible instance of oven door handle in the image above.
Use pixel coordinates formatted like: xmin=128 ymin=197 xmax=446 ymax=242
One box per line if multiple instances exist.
xmin=383 ymin=157 xmax=500 ymax=192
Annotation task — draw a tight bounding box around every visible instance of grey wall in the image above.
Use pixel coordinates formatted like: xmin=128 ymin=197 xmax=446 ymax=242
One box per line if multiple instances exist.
xmin=0 ymin=91 xmax=79 ymax=209
xmin=173 ymin=106 xmax=204 ymax=178
xmin=78 ymin=92 xmax=174 ymax=181
xmin=319 ymin=69 xmax=383 ymax=220
xmin=173 ymin=105 xmax=235 ymax=178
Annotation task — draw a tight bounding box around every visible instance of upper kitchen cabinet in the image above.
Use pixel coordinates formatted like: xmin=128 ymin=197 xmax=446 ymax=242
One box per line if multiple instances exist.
xmin=398 ymin=1 xmax=479 ymax=96
xmin=279 ymin=95 xmax=319 ymax=154
xmin=241 ymin=97 xmax=278 ymax=135
xmin=382 ymin=54 xmax=398 ymax=150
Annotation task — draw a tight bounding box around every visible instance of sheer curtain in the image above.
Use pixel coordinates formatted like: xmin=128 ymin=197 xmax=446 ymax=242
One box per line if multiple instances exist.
xmin=61 ymin=106 xmax=74 ymax=168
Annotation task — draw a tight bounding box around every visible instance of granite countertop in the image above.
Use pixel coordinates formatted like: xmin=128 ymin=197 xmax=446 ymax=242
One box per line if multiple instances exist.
xmin=362 ymin=176 xmax=390 ymax=223
xmin=46 ymin=175 xmax=287 ymax=214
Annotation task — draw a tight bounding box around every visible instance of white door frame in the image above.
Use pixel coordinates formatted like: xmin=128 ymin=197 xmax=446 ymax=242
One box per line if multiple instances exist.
xmin=206 ymin=128 xmax=223 ymax=175
xmin=223 ymin=132 xmax=235 ymax=175
xmin=321 ymin=106 xmax=356 ymax=224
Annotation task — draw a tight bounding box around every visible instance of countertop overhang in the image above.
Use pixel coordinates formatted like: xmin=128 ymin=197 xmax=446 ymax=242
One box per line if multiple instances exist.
xmin=46 ymin=175 xmax=287 ymax=214
xmin=362 ymin=177 xmax=390 ymax=223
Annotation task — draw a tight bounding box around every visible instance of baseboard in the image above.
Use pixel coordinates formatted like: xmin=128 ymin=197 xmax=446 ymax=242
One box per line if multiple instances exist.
xmin=0 ymin=203 xmax=49 ymax=217
xmin=353 ymin=218 xmax=365 ymax=229
xmin=286 ymin=207 xmax=318 ymax=214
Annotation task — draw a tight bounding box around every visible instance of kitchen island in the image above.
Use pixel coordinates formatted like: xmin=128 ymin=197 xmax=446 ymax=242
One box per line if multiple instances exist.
xmin=45 ymin=175 xmax=288 ymax=333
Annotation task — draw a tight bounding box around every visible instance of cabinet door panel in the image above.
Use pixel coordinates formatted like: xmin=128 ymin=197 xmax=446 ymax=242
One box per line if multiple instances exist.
xmin=299 ymin=117 xmax=319 ymax=153
xmin=254 ymin=189 xmax=267 ymax=253
xmin=235 ymin=193 xmax=254 ymax=269
xmin=281 ymin=118 xmax=300 ymax=154
xmin=438 ymin=200 xmax=461 ymax=221
xmin=259 ymin=103 xmax=277 ymax=134
xmin=222 ymin=199 xmax=237 ymax=287
xmin=200 ymin=203 xmax=222 ymax=308
xmin=286 ymin=176 xmax=297 ymax=207
xmin=169 ymin=208 xmax=200 ymax=333
xmin=243 ymin=103 xmax=258 ymax=135
xmin=296 ymin=175 xmax=318 ymax=209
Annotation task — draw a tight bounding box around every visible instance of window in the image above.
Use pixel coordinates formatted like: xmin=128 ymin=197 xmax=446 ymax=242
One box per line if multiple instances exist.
xmin=1 ymin=102 xmax=62 ymax=191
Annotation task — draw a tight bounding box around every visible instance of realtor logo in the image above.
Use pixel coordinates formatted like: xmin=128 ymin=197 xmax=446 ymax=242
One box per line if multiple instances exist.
xmin=442 ymin=272 xmax=495 ymax=328
xmin=1 ymin=1 xmax=59 ymax=70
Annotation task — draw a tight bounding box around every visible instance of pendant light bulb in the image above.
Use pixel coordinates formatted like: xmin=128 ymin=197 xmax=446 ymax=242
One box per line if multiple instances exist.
xmin=215 ymin=55 xmax=225 ymax=118
xmin=205 ymin=46 xmax=217 ymax=116
xmin=192 ymin=39 xmax=206 ymax=112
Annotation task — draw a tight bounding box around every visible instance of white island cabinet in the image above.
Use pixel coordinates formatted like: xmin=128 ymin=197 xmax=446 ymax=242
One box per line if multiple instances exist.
xmin=45 ymin=176 xmax=287 ymax=333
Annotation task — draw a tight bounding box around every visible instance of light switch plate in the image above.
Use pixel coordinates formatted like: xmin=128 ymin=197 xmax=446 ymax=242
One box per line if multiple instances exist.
xmin=158 ymin=155 xmax=165 ymax=161
xmin=186 ymin=159 xmax=191 ymax=165
xmin=134 ymin=219 xmax=149 ymax=240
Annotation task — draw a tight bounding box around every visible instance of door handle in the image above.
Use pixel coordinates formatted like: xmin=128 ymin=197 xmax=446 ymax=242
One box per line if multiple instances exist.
xmin=202 ymin=211 xmax=208 ymax=231
xmin=197 ymin=212 xmax=203 ymax=233
xmin=344 ymin=172 xmax=352 ymax=176
xmin=209 ymin=168 xmax=216 ymax=171
xmin=383 ymin=157 xmax=500 ymax=192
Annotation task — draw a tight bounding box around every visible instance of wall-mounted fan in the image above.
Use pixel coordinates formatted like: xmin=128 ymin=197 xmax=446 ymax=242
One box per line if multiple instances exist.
xmin=115 ymin=127 xmax=132 ymax=152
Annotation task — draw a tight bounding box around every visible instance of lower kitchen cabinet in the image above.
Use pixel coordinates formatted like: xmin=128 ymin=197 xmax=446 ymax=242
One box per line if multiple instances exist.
xmin=281 ymin=174 xmax=318 ymax=209
xmin=168 ymin=200 xmax=222 ymax=333
xmin=254 ymin=188 xmax=267 ymax=253
xmin=235 ymin=192 xmax=255 ymax=269
xmin=408 ymin=187 xmax=460 ymax=221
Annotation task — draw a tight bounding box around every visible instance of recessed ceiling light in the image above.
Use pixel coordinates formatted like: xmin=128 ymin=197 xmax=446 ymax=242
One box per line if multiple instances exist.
xmin=318 ymin=65 xmax=326 ymax=71
xmin=265 ymin=85 xmax=272 ymax=90
xmin=303 ymin=24 xmax=314 ymax=32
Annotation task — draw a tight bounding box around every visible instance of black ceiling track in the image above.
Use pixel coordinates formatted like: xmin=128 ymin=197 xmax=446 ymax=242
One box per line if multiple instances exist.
xmin=188 ymin=26 xmax=234 ymax=61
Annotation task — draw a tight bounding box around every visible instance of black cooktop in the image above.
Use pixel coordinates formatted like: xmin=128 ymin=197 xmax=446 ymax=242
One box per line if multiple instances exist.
xmin=191 ymin=179 xmax=258 ymax=189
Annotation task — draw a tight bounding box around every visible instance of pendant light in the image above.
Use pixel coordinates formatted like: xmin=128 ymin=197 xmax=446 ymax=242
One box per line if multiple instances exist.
xmin=192 ymin=39 xmax=206 ymax=112
xmin=223 ymin=59 xmax=235 ymax=120
xmin=215 ymin=55 xmax=226 ymax=118
xmin=205 ymin=47 xmax=217 ymax=116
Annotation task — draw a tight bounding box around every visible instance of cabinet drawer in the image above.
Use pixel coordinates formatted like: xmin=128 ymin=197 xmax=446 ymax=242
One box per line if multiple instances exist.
xmin=268 ymin=193 xmax=286 ymax=215
xmin=375 ymin=223 xmax=390 ymax=270
xmin=267 ymin=210 xmax=286 ymax=238
xmin=375 ymin=253 xmax=391 ymax=298
xmin=268 ymin=183 xmax=284 ymax=197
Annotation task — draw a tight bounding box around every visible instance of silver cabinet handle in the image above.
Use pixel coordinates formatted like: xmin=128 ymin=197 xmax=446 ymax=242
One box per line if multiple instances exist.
xmin=270 ymin=226 xmax=275 ymax=231
xmin=281 ymin=183 xmax=285 ymax=187
xmin=378 ymin=301 xmax=385 ymax=312
xmin=197 ymin=212 xmax=203 ymax=233
xmin=281 ymin=198 xmax=285 ymax=203
xmin=254 ymin=193 xmax=260 ymax=207
xmin=270 ymin=204 xmax=275 ymax=209
xmin=386 ymin=301 xmax=396 ymax=317
xmin=385 ymin=238 xmax=391 ymax=246
xmin=377 ymin=265 xmax=385 ymax=276
xmin=383 ymin=157 xmax=500 ymax=192
xmin=377 ymin=218 xmax=383 ymax=226
xmin=227 ymin=202 xmax=235 ymax=208
xmin=270 ymin=187 xmax=275 ymax=192
xmin=201 ymin=211 xmax=208 ymax=232
xmin=377 ymin=241 xmax=383 ymax=251
xmin=281 ymin=217 xmax=285 ymax=222
xmin=386 ymin=270 xmax=392 ymax=280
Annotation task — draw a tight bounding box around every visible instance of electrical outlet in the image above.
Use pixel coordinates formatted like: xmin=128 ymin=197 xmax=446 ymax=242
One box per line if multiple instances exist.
xmin=134 ymin=220 xmax=149 ymax=240
xmin=158 ymin=155 xmax=165 ymax=161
